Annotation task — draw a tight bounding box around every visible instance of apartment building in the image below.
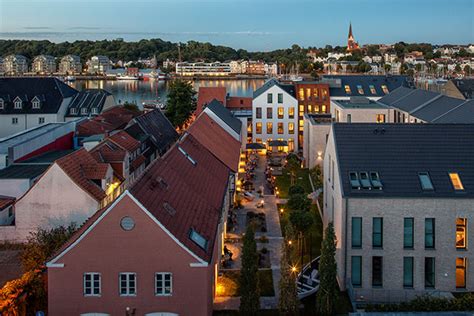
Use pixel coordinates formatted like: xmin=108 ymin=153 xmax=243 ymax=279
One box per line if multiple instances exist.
xmin=252 ymin=79 xmax=298 ymax=151
xmin=323 ymin=123 xmax=473 ymax=305
xmin=59 ymin=55 xmax=82 ymax=74
xmin=3 ymin=55 xmax=28 ymax=75
xmin=32 ymin=55 xmax=57 ymax=74
xmin=88 ymin=56 xmax=111 ymax=74
xmin=175 ymin=62 xmax=231 ymax=76
xmin=332 ymin=97 xmax=392 ymax=123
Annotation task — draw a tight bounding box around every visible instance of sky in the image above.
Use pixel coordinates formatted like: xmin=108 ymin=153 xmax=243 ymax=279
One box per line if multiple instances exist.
xmin=0 ymin=0 xmax=473 ymax=51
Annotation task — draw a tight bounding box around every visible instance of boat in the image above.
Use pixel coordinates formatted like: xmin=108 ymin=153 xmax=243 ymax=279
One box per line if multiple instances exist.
xmin=148 ymin=70 xmax=168 ymax=80
xmin=296 ymin=256 xmax=320 ymax=299
xmin=117 ymin=74 xmax=140 ymax=80
xmin=65 ymin=75 xmax=76 ymax=82
xmin=142 ymin=99 xmax=166 ymax=110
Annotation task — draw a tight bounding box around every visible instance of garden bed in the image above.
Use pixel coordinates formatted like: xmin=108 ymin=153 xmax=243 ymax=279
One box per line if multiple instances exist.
xmin=216 ymin=269 xmax=275 ymax=297
xmin=246 ymin=211 xmax=267 ymax=232
xmin=258 ymin=248 xmax=271 ymax=268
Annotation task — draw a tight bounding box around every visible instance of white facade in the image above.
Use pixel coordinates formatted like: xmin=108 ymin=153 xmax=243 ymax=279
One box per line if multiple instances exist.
xmin=32 ymin=55 xmax=57 ymax=74
xmin=59 ymin=55 xmax=82 ymax=74
xmin=3 ymin=55 xmax=28 ymax=75
xmin=265 ymin=63 xmax=278 ymax=76
xmin=302 ymin=115 xmax=331 ymax=168
xmin=88 ymin=56 xmax=111 ymax=74
xmin=175 ymin=62 xmax=231 ymax=76
xmin=252 ymin=84 xmax=298 ymax=151
xmin=331 ymin=101 xmax=392 ymax=123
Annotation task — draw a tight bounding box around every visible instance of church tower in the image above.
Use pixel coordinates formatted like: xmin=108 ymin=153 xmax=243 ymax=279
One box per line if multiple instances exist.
xmin=347 ymin=22 xmax=360 ymax=52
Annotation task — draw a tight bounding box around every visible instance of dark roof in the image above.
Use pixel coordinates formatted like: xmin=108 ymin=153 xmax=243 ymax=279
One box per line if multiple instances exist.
xmin=433 ymin=100 xmax=474 ymax=123
xmin=76 ymin=106 xmax=139 ymax=137
xmin=377 ymin=86 xmax=415 ymax=105
xmin=130 ymin=134 xmax=230 ymax=262
xmin=19 ymin=150 xmax=75 ymax=164
xmin=126 ymin=109 xmax=178 ymax=156
xmin=451 ymin=79 xmax=474 ymax=99
xmin=387 ymin=89 xmax=441 ymax=113
xmin=322 ymin=75 xmax=410 ymax=97
xmin=253 ymin=78 xmax=296 ymax=99
xmin=333 ymin=123 xmax=474 ymax=198
xmin=66 ymin=89 xmax=112 ymax=117
xmin=205 ymin=99 xmax=242 ymax=134
xmin=108 ymin=131 xmax=140 ymax=152
xmin=0 ymin=164 xmax=49 ymax=179
xmin=410 ymin=95 xmax=467 ymax=122
xmin=0 ymin=77 xmax=78 ymax=114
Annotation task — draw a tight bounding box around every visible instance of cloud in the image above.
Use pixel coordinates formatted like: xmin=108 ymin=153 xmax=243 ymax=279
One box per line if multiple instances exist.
xmin=23 ymin=26 xmax=51 ymax=30
xmin=68 ymin=26 xmax=102 ymax=30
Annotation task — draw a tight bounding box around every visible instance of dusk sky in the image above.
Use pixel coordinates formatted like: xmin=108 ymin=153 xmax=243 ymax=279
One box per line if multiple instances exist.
xmin=0 ymin=0 xmax=473 ymax=51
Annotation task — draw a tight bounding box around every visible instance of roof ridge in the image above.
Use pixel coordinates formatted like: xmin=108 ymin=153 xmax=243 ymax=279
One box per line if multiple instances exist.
xmin=409 ymin=93 xmax=444 ymax=114
xmin=431 ymin=99 xmax=471 ymax=122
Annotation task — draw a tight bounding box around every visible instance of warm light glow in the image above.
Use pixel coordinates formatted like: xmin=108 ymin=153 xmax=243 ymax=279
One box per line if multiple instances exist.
xmin=291 ymin=266 xmax=297 ymax=273
xmin=280 ymin=208 xmax=284 ymax=213
xmin=288 ymin=240 xmax=292 ymax=245
xmin=106 ymin=181 xmax=120 ymax=195
xmin=238 ymin=168 xmax=245 ymax=173
xmin=216 ymin=283 xmax=226 ymax=296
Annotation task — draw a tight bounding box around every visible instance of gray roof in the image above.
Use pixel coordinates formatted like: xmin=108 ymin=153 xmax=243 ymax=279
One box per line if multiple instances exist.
xmin=322 ymin=75 xmax=410 ymax=97
xmin=386 ymin=89 xmax=440 ymax=113
xmin=334 ymin=97 xmax=389 ymax=109
xmin=252 ymin=78 xmax=296 ymax=99
xmin=333 ymin=123 xmax=474 ymax=198
xmin=66 ymin=89 xmax=112 ymax=117
xmin=411 ymin=96 xmax=467 ymax=122
xmin=433 ymin=100 xmax=474 ymax=123
xmin=376 ymin=86 xmax=414 ymax=105
xmin=205 ymin=99 xmax=242 ymax=134
xmin=0 ymin=164 xmax=49 ymax=179
xmin=19 ymin=150 xmax=74 ymax=164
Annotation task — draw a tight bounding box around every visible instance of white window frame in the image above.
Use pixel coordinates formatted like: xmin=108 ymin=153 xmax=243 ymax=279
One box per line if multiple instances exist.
xmin=32 ymin=100 xmax=41 ymax=109
xmin=70 ymin=108 xmax=77 ymax=115
xmin=0 ymin=99 xmax=4 ymax=109
xmin=83 ymin=272 xmax=101 ymax=297
xmin=38 ymin=117 xmax=45 ymax=124
xmin=119 ymin=272 xmax=137 ymax=296
xmin=155 ymin=272 xmax=173 ymax=296
xmin=81 ymin=108 xmax=88 ymax=115
xmin=14 ymin=100 xmax=22 ymax=109
xmin=91 ymin=108 xmax=99 ymax=115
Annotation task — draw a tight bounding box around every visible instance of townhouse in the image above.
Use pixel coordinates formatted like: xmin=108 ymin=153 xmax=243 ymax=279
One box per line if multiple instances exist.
xmin=332 ymin=97 xmax=392 ymax=123
xmin=32 ymin=55 xmax=57 ymax=74
xmin=65 ymin=89 xmax=116 ymax=121
xmin=88 ymin=56 xmax=111 ymax=74
xmin=3 ymin=54 xmax=28 ymax=75
xmin=59 ymin=55 xmax=82 ymax=74
xmin=323 ymin=123 xmax=474 ymax=304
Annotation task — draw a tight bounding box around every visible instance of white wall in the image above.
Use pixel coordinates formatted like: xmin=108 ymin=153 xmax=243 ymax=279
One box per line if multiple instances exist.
xmin=303 ymin=119 xmax=331 ymax=168
xmin=331 ymin=102 xmax=393 ymax=123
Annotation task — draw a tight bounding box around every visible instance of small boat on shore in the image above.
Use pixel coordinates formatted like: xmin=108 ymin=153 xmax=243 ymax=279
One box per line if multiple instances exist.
xmin=148 ymin=70 xmax=167 ymax=80
xmin=142 ymin=99 xmax=165 ymax=110
xmin=65 ymin=75 xmax=76 ymax=82
xmin=297 ymin=256 xmax=320 ymax=299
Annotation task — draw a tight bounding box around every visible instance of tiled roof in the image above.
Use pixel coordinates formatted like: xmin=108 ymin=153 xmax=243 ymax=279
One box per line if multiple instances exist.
xmin=91 ymin=144 xmax=127 ymax=162
xmin=433 ymin=100 xmax=474 ymax=123
xmin=130 ymin=154 xmax=146 ymax=171
xmin=0 ymin=77 xmax=78 ymax=114
xmin=333 ymin=123 xmax=474 ymax=198
xmin=196 ymin=87 xmax=227 ymax=115
xmin=109 ymin=131 xmax=140 ymax=152
xmin=0 ymin=196 xmax=15 ymax=210
xmin=66 ymin=89 xmax=112 ymax=117
xmin=205 ymin=99 xmax=242 ymax=135
xmin=56 ymin=149 xmax=109 ymax=201
xmin=410 ymin=95 xmax=467 ymax=122
xmin=188 ymin=113 xmax=241 ymax=172
xmin=389 ymin=89 xmax=440 ymax=113
xmin=226 ymin=96 xmax=252 ymax=110
xmin=76 ymin=106 xmax=139 ymax=137
xmin=130 ymin=134 xmax=230 ymax=262
xmin=322 ymin=75 xmax=410 ymax=97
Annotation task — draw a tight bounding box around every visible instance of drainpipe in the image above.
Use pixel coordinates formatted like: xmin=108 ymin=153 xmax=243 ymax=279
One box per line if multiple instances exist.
xmin=343 ymin=197 xmax=348 ymax=290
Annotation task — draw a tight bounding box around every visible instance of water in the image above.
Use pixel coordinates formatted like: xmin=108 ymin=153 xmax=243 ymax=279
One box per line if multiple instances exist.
xmin=68 ymin=78 xmax=265 ymax=106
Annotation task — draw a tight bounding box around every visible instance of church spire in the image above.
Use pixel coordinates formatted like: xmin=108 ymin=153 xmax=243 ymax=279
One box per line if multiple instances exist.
xmin=348 ymin=22 xmax=353 ymax=39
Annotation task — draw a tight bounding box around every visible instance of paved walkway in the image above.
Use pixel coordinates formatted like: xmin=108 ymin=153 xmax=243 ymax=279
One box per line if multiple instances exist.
xmin=214 ymin=154 xmax=284 ymax=311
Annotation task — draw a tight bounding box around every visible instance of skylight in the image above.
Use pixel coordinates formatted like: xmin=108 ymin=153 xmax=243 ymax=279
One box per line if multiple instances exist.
xmin=178 ymin=146 xmax=197 ymax=166
xmin=359 ymin=172 xmax=371 ymax=189
xmin=418 ymin=172 xmax=434 ymax=191
xmin=344 ymin=85 xmax=351 ymax=94
xmin=189 ymin=229 xmax=208 ymax=250
xmin=349 ymin=172 xmax=361 ymax=189
xmin=369 ymin=85 xmax=376 ymax=94
xmin=449 ymin=173 xmax=464 ymax=191
xmin=381 ymin=85 xmax=389 ymax=94
xmin=357 ymin=85 xmax=364 ymax=95
xmin=370 ymin=172 xmax=383 ymax=190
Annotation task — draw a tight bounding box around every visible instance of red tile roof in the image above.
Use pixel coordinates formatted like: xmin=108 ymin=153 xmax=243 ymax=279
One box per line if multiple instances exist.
xmin=77 ymin=106 xmax=140 ymax=137
xmin=56 ymin=149 xmax=110 ymax=201
xmin=130 ymin=134 xmax=230 ymax=262
xmin=196 ymin=87 xmax=227 ymax=116
xmin=188 ymin=113 xmax=241 ymax=172
xmin=130 ymin=154 xmax=146 ymax=171
xmin=226 ymin=96 xmax=252 ymax=110
xmin=108 ymin=131 xmax=140 ymax=152
xmin=0 ymin=196 xmax=15 ymax=210
xmin=91 ymin=144 xmax=127 ymax=162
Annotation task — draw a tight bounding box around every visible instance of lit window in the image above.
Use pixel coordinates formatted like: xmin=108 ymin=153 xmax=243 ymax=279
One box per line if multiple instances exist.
xmin=456 ymin=258 xmax=467 ymax=288
xmin=381 ymin=85 xmax=389 ymax=94
xmin=256 ymin=107 xmax=262 ymax=119
xmin=288 ymin=122 xmax=294 ymax=134
xmin=344 ymin=85 xmax=351 ymax=94
xmin=155 ymin=272 xmax=172 ymax=296
xmin=119 ymin=273 xmax=136 ymax=296
xmin=357 ymin=85 xmax=364 ymax=94
xmin=299 ymin=120 xmax=304 ymax=131
xmin=449 ymin=173 xmax=464 ymax=190
xmin=321 ymin=105 xmax=327 ymax=113
xmin=313 ymin=89 xmax=319 ymax=99
xmin=456 ymin=218 xmax=467 ymax=249
xmin=306 ymin=88 xmax=311 ymax=98
xmin=84 ymin=273 xmax=101 ymax=296
xmin=299 ymin=104 xmax=304 ymax=114
xmin=266 ymin=122 xmax=273 ymax=134
xmin=419 ymin=172 xmax=434 ymax=191
xmin=256 ymin=138 xmax=262 ymax=143
xmin=315 ymin=105 xmax=320 ymax=113
xmin=256 ymin=123 xmax=262 ymax=134
xmin=369 ymin=85 xmax=377 ymax=94
xmin=376 ymin=114 xmax=386 ymax=123
xmin=308 ymin=105 xmax=312 ymax=113
xmin=267 ymin=107 xmax=273 ymax=119
xmin=322 ymin=89 xmax=328 ymax=100
xmin=288 ymin=107 xmax=295 ymax=119
xmin=277 ymin=123 xmax=283 ymax=134
xmin=298 ymin=88 xmax=304 ymax=100
xmin=278 ymin=107 xmax=284 ymax=119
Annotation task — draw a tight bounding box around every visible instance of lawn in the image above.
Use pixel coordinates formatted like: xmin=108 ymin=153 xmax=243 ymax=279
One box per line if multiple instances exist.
xmin=275 ymin=167 xmax=312 ymax=199
xmin=216 ymin=269 xmax=275 ymax=297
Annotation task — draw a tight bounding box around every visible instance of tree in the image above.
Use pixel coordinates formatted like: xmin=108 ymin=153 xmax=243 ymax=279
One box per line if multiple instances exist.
xmin=286 ymin=153 xmax=300 ymax=186
xmin=240 ymin=225 xmax=260 ymax=315
xmin=316 ymin=222 xmax=338 ymax=315
xmin=455 ymin=64 xmax=462 ymax=73
xmin=384 ymin=63 xmax=392 ymax=74
xmin=165 ymin=79 xmax=196 ymax=129
xmin=278 ymin=224 xmax=299 ymax=315
xmin=289 ymin=185 xmax=305 ymax=196
xmin=287 ymin=194 xmax=311 ymax=212
xmin=122 ymin=101 xmax=140 ymax=113
xmin=289 ymin=210 xmax=314 ymax=265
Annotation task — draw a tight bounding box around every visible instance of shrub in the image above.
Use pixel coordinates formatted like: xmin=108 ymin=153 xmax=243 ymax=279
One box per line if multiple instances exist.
xmin=289 ymin=185 xmax=305 ymax=196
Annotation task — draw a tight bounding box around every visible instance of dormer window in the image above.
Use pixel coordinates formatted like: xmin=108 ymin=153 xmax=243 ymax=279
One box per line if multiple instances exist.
xmin=381 ymin=85 xmax=389 ymax=94
xmin=14 ymin=98 xmax=22 ymax=109
xmin=344 ymin=85 xmax=351 ymax=94
xmin=357 ymin=85 xmax=364 ymax=95
xmin=91 ymin=108 xmax=98 ymax=115
xmin=0 ymin=99 xmax=4 ymax=110
xmin=32 ymin=98 xmax=41 ymax=109
xmin=70 ymin=108 xmax=77 ymax=115
xmin=81 ymin=108 xmax=88 ymax=115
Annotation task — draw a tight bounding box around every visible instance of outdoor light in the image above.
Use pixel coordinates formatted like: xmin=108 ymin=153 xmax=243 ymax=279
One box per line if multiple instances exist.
xmin=280 ymin=208 xmax=284 ymax=213
xmin=288 ymin=240 xmax=292 ymax=245
xmin=291 ymin=266 xmax=297 ymax=273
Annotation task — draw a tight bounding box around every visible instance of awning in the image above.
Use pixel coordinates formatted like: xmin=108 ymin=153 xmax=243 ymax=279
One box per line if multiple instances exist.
xmin=246 ymin=143 xmax=266 ymax=150
xmin=268 ymin=140 xmax=288 ymax=147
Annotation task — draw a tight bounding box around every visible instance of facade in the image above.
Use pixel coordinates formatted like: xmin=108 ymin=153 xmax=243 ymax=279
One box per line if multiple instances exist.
xmin=175 ymin=62 xmax=231 ymax=76
xmin=32 ymin=55 xmax=57 ymax=74
xmin=441 ymin=79 xmax=474 ymax=100
xmin=3 ymin=55 xmax=28 ymax=75
xmin=302 ymin=113 xmax=332 ymax=168
xmin=59 ymin=55 xmax=82 ymax=74
xmin=0 ymin=57 xmax=4 ymax=73
xmin=323 ymin=123 xmax=474 ymax=304
xmin=196 ymin=86 xmax=227 ymax=116
xmin=88 ymin=56 xmax=111 ymax=74
xmin=65 ymin=89 xmax=116 ymax=121
xmin=0 ymin=77 xmax=78 ymax=138
xmin=265 ymin=63 xmax=278 ymax=76
xmin=332 ymin=97 xmax=392 ymax=123
xmin=252 ymin=79 xmax=298 ymax=151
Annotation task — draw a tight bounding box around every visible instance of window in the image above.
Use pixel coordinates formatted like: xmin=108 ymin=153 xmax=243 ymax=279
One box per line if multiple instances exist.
xmin=299 ymin=104 xmax=304 ymax=115
xmin=404 ymin=218 xmax=414 ymax=249
xmin=376 ymin=114 xmax=386 ymax=123
xmin=278 ymin=107 xmax=284 ymax=119
xmin=424 ymin=257 xmax=435 ymax=288
xmin=155 ymin=273 xmax=172 ymax=296
xmin=32 ymin=100 xmax=40 ymax=109
xmin=347 ymin=114 xmax=352 ymax=123
xmin=456 ymin=258 xmax=467 ymax=288
xmin=267 ymin=107 xmax=273 ymax=119
xmin=0 ymin=99 xmax=4 ymax=109
xmin=425 ymin=218 xmax=435 ymax=249
xmin=372 ymin=218 xmax=383 ymax=248
xmin=288 ymin=107 xmax=295 ymax=119
xmin=92 ymin=108 xmax=98 ymax=114
xmin=419 ymin=172 xmax=434 ymax=191
xmin=70 ymin=108 xmax=77 ymax=115
xmin=256 ymin=122 xmax=262 ymax=134
xmin=119 ymin=273 xmax=136 ymax=296
xmin=298 ymin=88 xmax=304 ymax=100
xmin=14 ymin=99 xmax=22 ymax=109
xmin=12 ymin=117 xmax=18 ymax=125
xmin=256 ymin=138 xmax=262 ymax=143
xmin=266 ymin=122 xmax=273 ymax=134
xmin=344 ymin=85 xmax=351 ymax=94
xmin=38 ymin=117 xmax=45 ymax=124
xmin=84 ymin=273 xmax=101 ymax=296
xmin=369 ymin=85 xmax=376 ymax=94
xmin=352 ymin=217 xmax=362 ymax=248
xmin=315 ymin=105 xmax=320 ymax=113
xmin=298 ymin=120 xmax=304 ymax=131
xmin=403 ymin=257 xmax=414 ymax=288
xmin=381 ymin=85 xmax=389 ymax=94
xmin=288 ymin=138 xmax=294 ymax=151
xmin=449 ymin=173 xmax=464 ymax=191
xmin=372 ymin=256 xmax=383 ymax=287
xmin=357 ymin=85 xmax=364 ymax=95
xmin=267 ymin=93 xmax=273 ymax=103
xmin=81 ymin=108 xmax=88 ymax=115
xmin=256 ymin=107 xmax=262 ymax=119
xmin=277 ymin=123 xmax=283 ymax=134
xmin=307 ymin=105 xmax=312 ymax=113
xmin=456 ymin=218 xmax=467 ymax=249
xmin=321 ymin=105 xmax=327 ymax=113
xmin=288 ymin=122 xmax=294 ymax=134
xmin=313 ymin=88 xmax=319 ymax=99
xmin=351 ymin=256 xmax=362 ymax=287
xmin=189 ymin=229 xmax=208 ymax=250
xmin=277 ymin=93 xmax=283 ymax=103
xmin=8 ymin=207 xmax=13 ymax=217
